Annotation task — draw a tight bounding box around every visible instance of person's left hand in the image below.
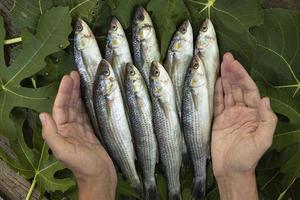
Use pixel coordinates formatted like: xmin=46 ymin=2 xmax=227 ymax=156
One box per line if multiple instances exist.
xmin=39 ymin=71 xmax=117 ymax=200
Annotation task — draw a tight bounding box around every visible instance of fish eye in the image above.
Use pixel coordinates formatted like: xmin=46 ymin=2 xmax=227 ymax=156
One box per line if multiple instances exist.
xmin=137 ymin=12 xmax=145 ymax=21
xmin=104 ymin=69 xmax=110 ymax=76
xmin=193 ymin=62 xmax=199 ymax=69
xmin=154 ymin=70 xmax=160 ymax=77
xmin=180 ymin=26 xmax=187 ymax=34
xmin=111 ymin=24 xmax=118 ymax=31
xmin=201 ymin=25 xmax=208 ymax=32
xmin=75 ymin=24 xmax=83 ymax=32
xmin=130 ymin=69 xmax=135 ymax=76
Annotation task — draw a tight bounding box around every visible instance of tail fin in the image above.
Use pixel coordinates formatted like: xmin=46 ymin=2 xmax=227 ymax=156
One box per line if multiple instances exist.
xmin=133 ymin=183 xmax=144 ymax=198
xmin=191 ymin=177 xmax=206 ymax=200
xmin=145 ymin=183 xmax=159 ymax=200
xmin=169 ymin=190 xmax=181 ymax=200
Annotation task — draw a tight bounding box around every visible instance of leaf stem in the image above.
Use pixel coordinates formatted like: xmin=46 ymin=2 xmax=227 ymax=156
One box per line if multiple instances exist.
xmin=4 ymin=37 xmax=22 ymax=45
xmin=26 ymin=174 xmax=37 ymax=200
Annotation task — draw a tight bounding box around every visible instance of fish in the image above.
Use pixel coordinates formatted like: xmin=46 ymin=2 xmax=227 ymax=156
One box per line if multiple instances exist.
xmin=124 ymin=63 xmax=158 ymax=200
xmin=195 ymin=18 xmax=220 ymax=117
xmin=106 ymin=17 xmax=133 ymax=101
xmin=181 ymin=54 xmax=211 ymax=199
xmin=132 ymin=6 xmax=160 ymax=86
xmin=150 ymin=61 xmax=182 ymax=200
xmin=164 ymin=20 xmax=194 ymax=119
xmin=74 ymin=18 xmax=103 ymax=144
xmin=93 ymin=59 xmax=142 ymax=195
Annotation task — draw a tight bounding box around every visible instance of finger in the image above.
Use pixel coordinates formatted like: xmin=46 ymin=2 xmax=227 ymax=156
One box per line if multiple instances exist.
xmin=40 ymin=113 xmax=72 ymax=160
xmin=223 ymin=52 xmax=235 ymax=64
xmin=53 ymin=75 xmax=74 ymax=125
xmin=214 ymin=78 xmax=224 ymax=117
xmin=222 ymin=59 xmax=260 ymax=108
xmin=231 ymin=85 xmax=245 ymax=106
xmin=255 ymin=97 xmax=278 ymax=150
xmin=222 ymin=77 xmax=235 ymax=108
xmin=69 ymin=71 xmax=83 ymax=122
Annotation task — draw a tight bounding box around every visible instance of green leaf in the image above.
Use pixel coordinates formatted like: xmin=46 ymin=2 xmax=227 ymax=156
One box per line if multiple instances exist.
xmin=147 ymin=0 xmax=189 ymax=58
xmin=257 ymin=83 xmax=300 ymax=199
xmin=185 ymin=0 xmax=264 ymax=69
xmin=12 ymin=0 xmax=54 ymax=31
xmin=251 ymin=8 xmax=300 ymax=99
xmin=107 ymin=0 xmax=148 ymax=29
xmin=0 ymin=7 xmax=72 ymax=139
xmin=0 ymin=110 xmax=75 ymax=198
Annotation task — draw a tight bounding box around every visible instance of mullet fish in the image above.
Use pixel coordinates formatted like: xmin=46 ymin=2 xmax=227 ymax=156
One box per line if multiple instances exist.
xmin=106 ymin=17 xmax=133 ymax=101
xmin=93 ymin=60 xmax=142 ymax=194
xmin=132 ymin=6 xmax=160 ymax=86
xmin=164 ymin=20 xmax=193 ymax=119
xmin=125 ymin=63 xmax=158 ymax=200
xmin=195 ymin=18 xmax=220 ymax=116
xmin=150 ymin=61 xmax=182 ymax=200
xmin=74 ymin=18 xmax=103 ymax=143
xmin=182 ymin=54 xmax=211 ymax=199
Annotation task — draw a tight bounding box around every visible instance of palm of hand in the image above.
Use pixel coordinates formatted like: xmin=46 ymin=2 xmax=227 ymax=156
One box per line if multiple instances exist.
xmin=211 ymin=53 xmax=277 ymax=178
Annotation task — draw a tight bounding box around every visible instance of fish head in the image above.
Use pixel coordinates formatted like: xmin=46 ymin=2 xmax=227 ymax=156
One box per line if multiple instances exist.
xmin=188 ymin=54 xmax=207 ymax=88
xmin=125 ymin=63 xmax=143 ymax=93
xmin=170 ymin=20 xmax=193 ymax=53
xmin=150 ymin=61 xmax=171 ymax=98
xmin=97 ymin=59 xmax=117 ymax=96
xmin=74 ymin=18 xmax=95 ymax=50
xmin=133 ymin=6 xmax=154 ymax=42
xmin=196 ymin=18 xmax=217 ymax=53
xmin=107 ymin=17 xmax=126 ymax=48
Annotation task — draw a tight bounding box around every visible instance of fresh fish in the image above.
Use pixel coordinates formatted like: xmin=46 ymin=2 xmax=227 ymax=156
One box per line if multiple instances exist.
xmin=182 ymin=54 xmax=211 ymax=199
xmin=124 ymin=63 xmax=158 ymax=200
xmin=164 ymin=20 xmax=193 ymax=119
xmin=195 ymin=18 xmax=220 ymax=116
xmin=74 ymin=18 xmax=103 ymax=143
xmin=93 ymin=60 xmax=142 ymax=194
xmin=150 ymin=61 xmax=182 ymax=200
xmin=106 ymin=17 xmax=133 ymax=101
xmin=132 ymin=6 xmax=160 ymax=86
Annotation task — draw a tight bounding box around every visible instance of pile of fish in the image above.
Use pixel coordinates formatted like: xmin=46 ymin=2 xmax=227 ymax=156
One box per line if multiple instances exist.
xmin=74 ymin=6 xmax=219 ymax=200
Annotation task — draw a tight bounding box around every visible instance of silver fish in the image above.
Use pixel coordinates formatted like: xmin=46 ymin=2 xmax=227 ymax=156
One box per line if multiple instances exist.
xmin=182 ymin=54 xmax=211 ymax=199
xmin=164 ymin=20 xmax=193 ymax=119
xmin=195 ymin=18 xmax=220 ymax=117
xmin=93 ymin=60 xmax=142 ymax=194
xmin=106 ymin=17 xmax=133 ymax=101
xmin=74 ymin=18 xmax=103 ymax=143
xmin=124 ymin=63 xmax=158 ymax=200
xmin=132 ymin=6 xmax=160 ymax=86
xmin=150 ymin=61 xmax=182 ymax=200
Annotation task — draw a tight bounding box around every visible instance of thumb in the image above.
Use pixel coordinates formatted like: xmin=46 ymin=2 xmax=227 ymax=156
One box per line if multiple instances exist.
xmin=39 ymin=113 xmax=69 ymax=160
xmin=255 ymin=97 xmax=278 ymax=149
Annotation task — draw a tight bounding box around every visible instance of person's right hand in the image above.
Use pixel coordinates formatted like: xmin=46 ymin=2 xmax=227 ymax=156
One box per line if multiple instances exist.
xmin=211 ymin=53 xmax=278 ymax=200
xmin=39 ymin=71 xmax=117 ymax=200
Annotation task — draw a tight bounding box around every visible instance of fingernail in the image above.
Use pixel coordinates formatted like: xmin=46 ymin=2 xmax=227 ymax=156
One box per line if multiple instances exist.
xmin=39 ymin=113 xmax=46 ymax=125
xmin=264 ymin=98 xmax=271 ymax=109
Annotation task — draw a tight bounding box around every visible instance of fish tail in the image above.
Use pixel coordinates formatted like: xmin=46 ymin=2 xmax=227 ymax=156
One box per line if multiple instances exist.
xmin=169 ymin=190 xmax=181 ymax=200
xmin=133 ymin=182 xmax=144 ymax=198
xmin=144 ymin=183 xmax=158 ymax=200
xmin=191 ymin=176 xmax=206 ymax=200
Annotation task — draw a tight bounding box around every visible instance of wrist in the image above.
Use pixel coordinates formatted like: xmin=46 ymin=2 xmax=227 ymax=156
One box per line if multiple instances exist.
xmin=216 ymin=171 xmax=258 ymax=200
xmin=77 ymin=175 xmax=117 ymax=200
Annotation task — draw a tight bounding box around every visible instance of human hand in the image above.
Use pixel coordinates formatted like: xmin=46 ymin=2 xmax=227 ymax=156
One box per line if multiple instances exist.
xmin=211 ymin=53 xmax=277 ymax=199
xmin=39 ymin=71 xmax=117 ymax=200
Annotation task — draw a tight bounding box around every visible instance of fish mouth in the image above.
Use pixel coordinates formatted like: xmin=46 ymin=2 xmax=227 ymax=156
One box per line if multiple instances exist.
xmin=135 ymin=6 xmax=146 ymax=21
xmin=74 ymin=18 xmax=84 ymax=33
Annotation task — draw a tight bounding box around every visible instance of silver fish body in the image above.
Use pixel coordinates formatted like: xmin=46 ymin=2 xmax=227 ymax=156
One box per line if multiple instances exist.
xmin=195 ymin=18 xmax=220 ymax=117
xmin=93 ymin=60 xmax=142 ymax=194
xmin=164 ymin=20 xmax=193 ymax=119
xmin=132 ymin=6 xmax=160 ymax=86
xmin=182 ymin=55 xmax=211 ymax=199
xmin=150 ymin=61 xmax=182 ymax=200
xmin=106 ymin=17 xmax=133 ymax=101
xmin=124 ymin=63 xmax=158 ymax=200
xmin=74 ymin=18 xmax=103 ymax=143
